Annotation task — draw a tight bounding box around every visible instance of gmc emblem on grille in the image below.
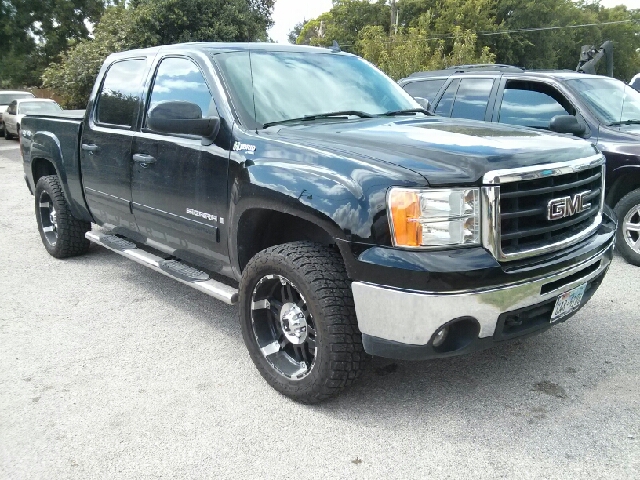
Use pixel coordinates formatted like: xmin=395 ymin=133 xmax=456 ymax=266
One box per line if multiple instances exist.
xmin=547 ymin=191 xmax=591 ymax=221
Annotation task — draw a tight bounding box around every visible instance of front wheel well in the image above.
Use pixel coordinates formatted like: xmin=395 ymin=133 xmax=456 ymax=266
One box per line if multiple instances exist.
xmin=236 ymin=209 xmax=337 ymax=272
xmin=606 ymin=171 xmax=640 ymax=207
xmin=31 ymin=158 xmax=57 ymax=186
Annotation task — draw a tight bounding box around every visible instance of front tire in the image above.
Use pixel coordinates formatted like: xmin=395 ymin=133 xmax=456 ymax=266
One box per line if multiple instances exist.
xmin=239 ymin=242 xmax=365 ymax=403
xmin=34 ymin=175 xmax=91 ymax=258
xmin=614 ymin=188 xmax=640 ymax=266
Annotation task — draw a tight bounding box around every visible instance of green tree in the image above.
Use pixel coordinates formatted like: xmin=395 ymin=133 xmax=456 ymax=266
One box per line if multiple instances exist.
xmin=43 ymin=0 xmax=275 ymax=107
xmin=288 ymin=20 xmax=309 ymax=44
xmin=358 ymin=14 xmax=495 ymax=80
xmin=296 ymin=0 xmax=389 ymax=50
xmin=0 ymin=0 xmax=105 ymax=88
xmin=489 ymin=0 xmax=640 ymax=78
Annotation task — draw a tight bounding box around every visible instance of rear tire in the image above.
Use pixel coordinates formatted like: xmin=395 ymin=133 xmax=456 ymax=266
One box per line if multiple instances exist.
xmin=614 ymin=188 xmax=640 ymax=266
xmin=4 ymin=126 xmax=12 ymax=140
xmin=34 ymin=175 xmax=91 ymax=258
xmin=239 ymin=242 xmax=365 ymax=403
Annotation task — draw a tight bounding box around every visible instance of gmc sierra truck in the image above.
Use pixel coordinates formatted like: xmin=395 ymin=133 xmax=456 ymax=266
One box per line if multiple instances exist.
xmin=20 ymin=43 xmax=616 ymax=403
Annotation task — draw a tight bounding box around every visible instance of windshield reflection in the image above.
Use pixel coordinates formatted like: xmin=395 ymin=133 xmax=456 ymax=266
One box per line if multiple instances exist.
xmin=566 ymin=77 xmax=640 ymax=126
xmin=215 ymin=51 xmax=419 ymax=128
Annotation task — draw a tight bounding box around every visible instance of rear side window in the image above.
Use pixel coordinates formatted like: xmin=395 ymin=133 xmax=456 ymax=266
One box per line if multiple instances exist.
xmin=434 ymin=80 xmax=459 ymax=116
xmin=403 ymin=79 xmax=446 ymax=104
xmin=450 ymin=78 xmax=494 ymax=121
xmin=498 ymin=81 xmax=574 ymax=129
xmin=96 ymin=59 xmax=147 ymax=127
xmin=144 ymin=57 xmax=214 ymax=129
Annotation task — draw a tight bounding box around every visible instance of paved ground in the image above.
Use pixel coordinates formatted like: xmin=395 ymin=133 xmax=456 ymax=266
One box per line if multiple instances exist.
xmin=0 ymin=136 xmax=638 ymax=479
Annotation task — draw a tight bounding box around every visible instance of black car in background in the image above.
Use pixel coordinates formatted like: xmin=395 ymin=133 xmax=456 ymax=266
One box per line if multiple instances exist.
xmin=400 ymin=66 xmax=640 ymax=265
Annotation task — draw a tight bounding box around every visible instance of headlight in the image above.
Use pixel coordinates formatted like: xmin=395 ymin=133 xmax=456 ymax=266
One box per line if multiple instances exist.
xmin=387 ymin=187 xmax=480 ymax=248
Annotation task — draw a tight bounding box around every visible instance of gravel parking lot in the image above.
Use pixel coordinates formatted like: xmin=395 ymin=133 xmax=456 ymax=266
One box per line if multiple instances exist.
xmin=1 ymin=136 xmax=638 ymax=479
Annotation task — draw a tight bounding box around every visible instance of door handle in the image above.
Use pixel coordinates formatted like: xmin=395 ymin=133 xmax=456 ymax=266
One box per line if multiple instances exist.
xmin=132 ymin=153 xmax=157 ymax=164
xmin=81 ymin=144 xmax=99 ymax=154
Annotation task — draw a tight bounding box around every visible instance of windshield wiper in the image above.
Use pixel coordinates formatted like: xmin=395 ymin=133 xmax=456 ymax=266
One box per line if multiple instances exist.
xmin=381 ymin=108 xmax=431 ymax=117
xmin=263 ymin=110 xmax=374 ymax=128
xmin=607 ymin=119 xmax=640 ymax=126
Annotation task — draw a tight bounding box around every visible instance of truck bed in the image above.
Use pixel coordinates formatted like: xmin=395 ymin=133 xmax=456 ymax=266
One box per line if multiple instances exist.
xmin=21 ymin=114 xmax=92 ymax=222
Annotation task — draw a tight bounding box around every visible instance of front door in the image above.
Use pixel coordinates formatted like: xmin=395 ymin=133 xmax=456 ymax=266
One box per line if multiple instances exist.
xmin=131 ymin=56 xmax=229 ymax=270
xmin=81 ymin=57 xmax=148 ymax=234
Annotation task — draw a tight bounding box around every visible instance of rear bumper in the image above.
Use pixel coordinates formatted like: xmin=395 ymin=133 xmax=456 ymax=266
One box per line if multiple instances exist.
xmin=350 ymin=221 xmax=615 ymax=361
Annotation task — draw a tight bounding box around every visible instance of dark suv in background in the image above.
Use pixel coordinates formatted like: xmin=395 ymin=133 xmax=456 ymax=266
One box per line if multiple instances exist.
xmin=399 ymin=65 xmax=640 ymax=265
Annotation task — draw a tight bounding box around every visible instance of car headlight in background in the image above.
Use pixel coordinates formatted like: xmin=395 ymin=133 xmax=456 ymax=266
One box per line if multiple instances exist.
xmin=387 ymin=187 xmax=480 ymax=248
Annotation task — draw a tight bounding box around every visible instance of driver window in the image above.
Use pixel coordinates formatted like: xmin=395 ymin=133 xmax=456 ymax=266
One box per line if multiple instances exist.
xmin=145 ymin=57 xmax=215 ymax=130
xmin=498 ymin=80 xmax=575 ymax=129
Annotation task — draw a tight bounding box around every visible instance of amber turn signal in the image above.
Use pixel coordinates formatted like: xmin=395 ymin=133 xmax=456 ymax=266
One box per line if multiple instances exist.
xmin=388 ymin=189 xmax=422 ymax=247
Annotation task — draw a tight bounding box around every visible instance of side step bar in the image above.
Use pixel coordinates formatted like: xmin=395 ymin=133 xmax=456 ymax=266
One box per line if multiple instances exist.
xmin=85 ymin=231 xmax=238 ymax=305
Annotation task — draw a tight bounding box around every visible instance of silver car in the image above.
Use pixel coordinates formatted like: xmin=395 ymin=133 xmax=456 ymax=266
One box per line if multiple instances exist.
xmin=3 ymin=98 xmax=62 ymax=140
xmin=0 ymin=90 xmax=35 ymax=134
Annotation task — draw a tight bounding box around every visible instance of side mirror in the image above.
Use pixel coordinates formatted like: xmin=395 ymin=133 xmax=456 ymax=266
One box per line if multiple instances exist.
xmin=414 ymin=97 xmax=431 ymax=111
xmin=549 ymin=115 xmax=586 ymax=136
xmin=147 ymin=101 xmax=220 ymax=140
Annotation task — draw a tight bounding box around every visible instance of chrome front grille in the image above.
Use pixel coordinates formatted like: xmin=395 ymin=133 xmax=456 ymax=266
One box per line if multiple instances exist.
xmin=481 ymin=155 xmax=605 ymax=262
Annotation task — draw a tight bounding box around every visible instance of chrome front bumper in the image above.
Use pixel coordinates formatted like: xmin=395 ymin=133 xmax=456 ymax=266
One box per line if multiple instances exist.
xmin=351 ymin=241 xmax=614 ymax=348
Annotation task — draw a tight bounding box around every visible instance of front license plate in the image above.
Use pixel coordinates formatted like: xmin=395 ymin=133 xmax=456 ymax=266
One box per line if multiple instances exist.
xmin=551 ymin=283 xmax=587 ymax=322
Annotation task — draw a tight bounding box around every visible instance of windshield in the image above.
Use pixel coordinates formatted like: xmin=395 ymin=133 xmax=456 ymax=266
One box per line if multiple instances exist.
xmin=0 ymin=92 xmax=34 ymax=105
xmin=565 ymin=77 xmax=640 ymax=125
xmin=18 ymin=101 xmax=62 ymax=115
xmin=214 ymin=50 xmax=419 ymax=128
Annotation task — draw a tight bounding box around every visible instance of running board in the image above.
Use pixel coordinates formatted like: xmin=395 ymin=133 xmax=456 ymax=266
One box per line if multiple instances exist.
xmin=85 ymin=231 xmax=238 ymax=305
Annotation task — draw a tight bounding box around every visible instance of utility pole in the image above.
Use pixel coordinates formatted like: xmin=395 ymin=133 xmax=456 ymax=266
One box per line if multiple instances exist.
xmin=390 ymin=0 xmax=398 ymax=35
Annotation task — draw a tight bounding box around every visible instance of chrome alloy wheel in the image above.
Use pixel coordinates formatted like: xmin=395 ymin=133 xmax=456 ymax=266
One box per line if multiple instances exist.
xmin=39 ymin=191 xmax=58 ymax=246
xmin=250 ymin=275 xmax=317 ymax=380
xmin=623 ymin=203 xmax=640 ymax=254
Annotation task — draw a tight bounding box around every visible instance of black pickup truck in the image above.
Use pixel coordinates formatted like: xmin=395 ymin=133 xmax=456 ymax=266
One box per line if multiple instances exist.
xmin=21 ymin=43 xmax=616 ymax=403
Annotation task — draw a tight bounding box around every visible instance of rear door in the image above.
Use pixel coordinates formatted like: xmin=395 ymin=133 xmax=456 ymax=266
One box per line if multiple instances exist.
xmin=431 ymin=77 xmax=498 ymax=121
xmin=80 ymin=57 xmax=149 ymax=234
xmin=131 ymin=55 xmax=230 ymax=268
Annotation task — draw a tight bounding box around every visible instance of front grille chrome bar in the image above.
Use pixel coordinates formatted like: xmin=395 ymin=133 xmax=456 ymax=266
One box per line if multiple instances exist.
xmin=481 ymin=155 xmax=606 ymax=262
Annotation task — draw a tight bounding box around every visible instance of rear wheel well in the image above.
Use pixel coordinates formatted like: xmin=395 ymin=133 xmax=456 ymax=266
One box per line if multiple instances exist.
xmin=236 ymin=209 xmax=336 ymax=272
xmin=607 ymin=171 xmax=640 ymax=207
xmin=32 ymin=158 xmax=57 ymax=186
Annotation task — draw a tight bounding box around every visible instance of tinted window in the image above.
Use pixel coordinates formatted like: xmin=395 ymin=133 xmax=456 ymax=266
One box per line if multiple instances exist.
xmin=145 ymin=57 xmax=214 ymax=128
xmin=434 ymin=80 xmax=459 ymax=116
xmin=499 ymin=82 xmax=572 ymax=129
xmin=403 ymin=79 xmax=446 ymax=103
xmin=215 ymin=51 xmax=420 ymax=128
xmin=96 ymin=59 xmax=146 ymax=127
xmin=451 ymin=78 xmax=494 ymax=121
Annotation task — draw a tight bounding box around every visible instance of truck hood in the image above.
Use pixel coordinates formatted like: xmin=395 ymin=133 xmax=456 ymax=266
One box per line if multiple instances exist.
xmin=272 ymin=117 xmax=599 ymax=185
